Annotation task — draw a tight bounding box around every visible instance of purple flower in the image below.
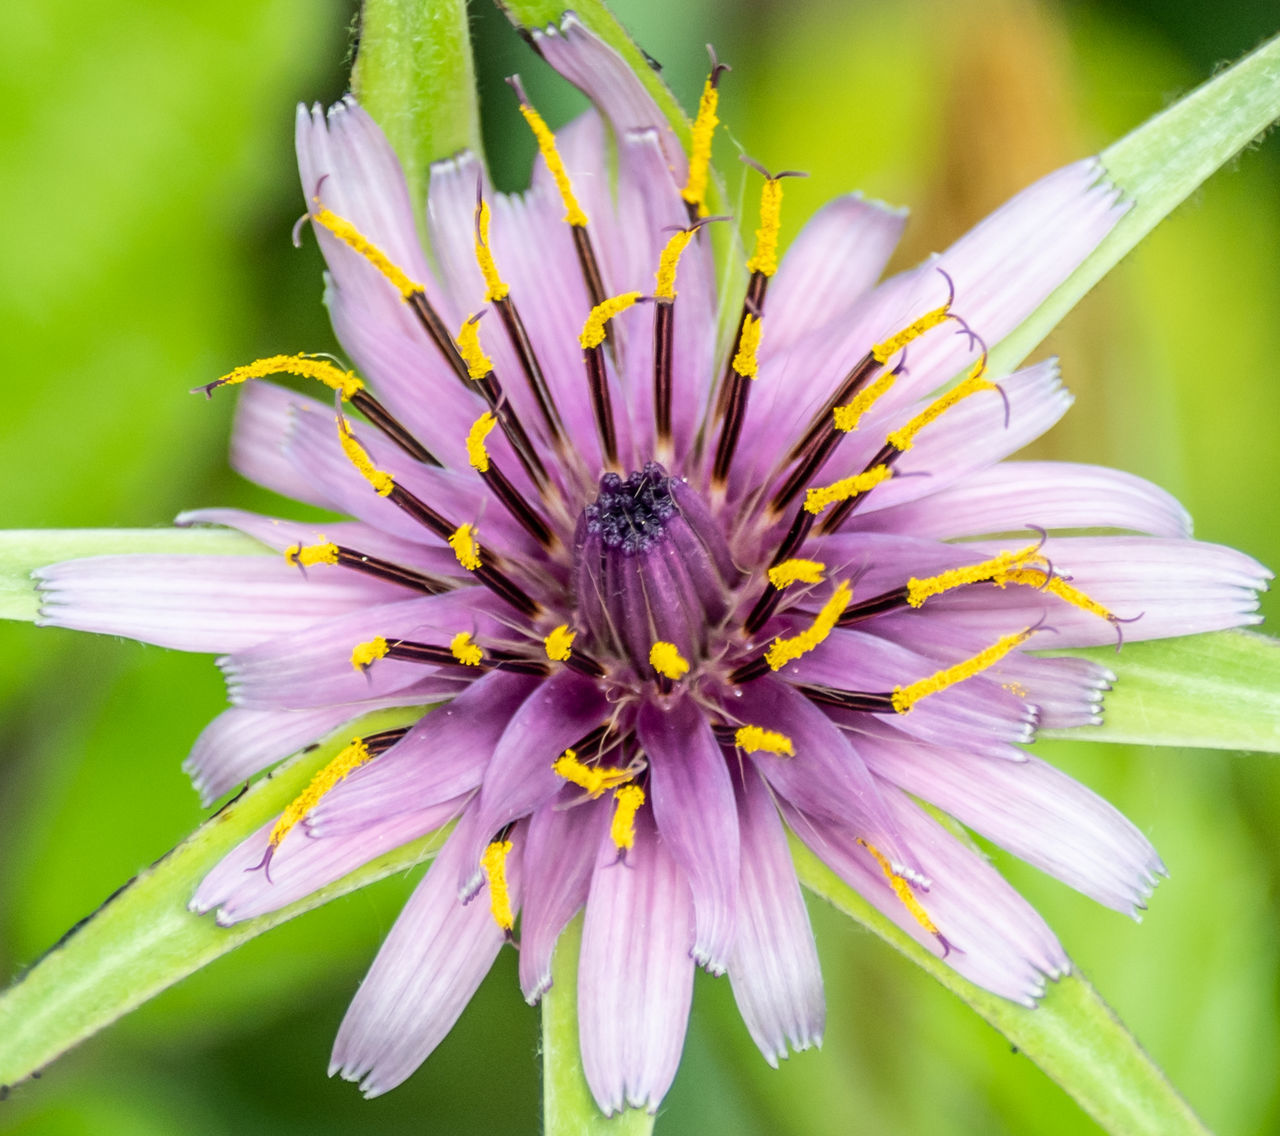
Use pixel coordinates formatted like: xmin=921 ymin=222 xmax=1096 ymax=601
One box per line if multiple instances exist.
xmin=35 ymin=16 xmax=1268 ymax=1114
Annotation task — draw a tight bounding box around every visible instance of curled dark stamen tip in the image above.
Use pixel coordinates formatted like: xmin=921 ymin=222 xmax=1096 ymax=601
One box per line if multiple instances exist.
xmin=935 ymin=265 xmax=957 ymax=308
xmin=1027 ymin=523 xmax=1049 ymax=553
xmin=505 ymin=74 xmax=530 ymax=104
xmin=248 ymin=844 xmax=276 ymax=883
xmin=190 ymin=382 xmax=220 ymax=400
xmin=706 ymin=45 xmax=731 ymax=86
xmin=993 ymin=382 xmax=1012 ymax=429
xmin=738 ymin=155 xmax=809 ymax=183
xmin=291 ymin=211 xmax=310 ymax=249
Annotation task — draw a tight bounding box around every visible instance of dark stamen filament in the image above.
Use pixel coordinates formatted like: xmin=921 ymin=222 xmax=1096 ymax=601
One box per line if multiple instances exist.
xmin=477 ymin=457 xmax=556 ymax=548
xmin=494 ymin=296 xmax=565 ymax=445
xmin=653 ymin=298 xmax=674 ymax=452
xmin=350 ymin=390 xmax=441 ymax=466
xmin=583 ymin=341 xmax=620 ymax=470
xmin=384 ymin=639 xmax=549 ymax=676
xmin=310 ymin=545 xmax=453 ymax=595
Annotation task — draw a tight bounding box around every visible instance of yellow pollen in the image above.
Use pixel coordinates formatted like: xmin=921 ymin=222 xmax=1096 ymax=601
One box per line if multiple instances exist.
xmin=732 ymin=312 xmax=763 ymax=379
xmin=857 ymin=837 xmax=939 ymax=936
xmin=456 ymin=315 xmax=493 ymax=380
xmin=833 ymin=370 xmax=896 ymax=433
xmin=803 ymin=464 xmax=892 ymax=516
xmin=473 ymin=199 xmax=510 ymax=302
xmin=208 ymin=354 xmax=363 ymax=400
xmin=269 ymin=737 xmax=374 ymax=850
xmin=734 ymin=725 xmax=796 ymax=756
xmin=580 ymin=292 xmax=642 ymax=350
xmin=649 ymin=641 xmax=690 ymax=681
xmin=466 ymin=411 xmax=497 ymax=473
xmin=350 ymin=636 xmax=389 ymax=671
xmin=448 ymin=523 xmax=482 ymax=571
xmin=654 ymin=228 xmax=696 ymax=301
xmin=871 ymin=299 xmax=952 ymax=364
xmin=887 ymin=360 xmax=997 ymax=452
xmin=284 ymin=540 xmax=340 ymax=568
xmin=552 ymin=748 xmax=634 ymax=799
xmin=311 ymin=207 xmax=422 ymax=300
xmin=611 ymin=784 xmax=646 ymax=850
xmin=999 ymin=569 xmax=1117 ymax=623
xmin=450 ymin=631 xmax=484 ymax=666
xmin=746 ymin=178 xmax=784 ymax=277
xmin=337 ymin=416 xmax=394 ymax=496
xmin=907 ymin=542 xmax=1045 ymax=607
xmin=518 ymin=102 xmax=588 ymax=227
xmin=765 ymin=580 xmax=853 ymax=671
xmin=481 ymin=839 xmax=515 ymax=931
xmin=681 ymin=78 xmax=720 ymax=215
xmin=543 ymin=624 xmax=576 ymax=662
xmin=768 ymin=558 xmax=826 ymax=589
xmin=892 ymin=627 xmax=1033 ymax=713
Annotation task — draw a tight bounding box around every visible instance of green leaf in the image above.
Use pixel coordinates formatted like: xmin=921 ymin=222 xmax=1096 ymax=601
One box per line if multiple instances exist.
xmin=0 ymin=706 xmax=439 ymax=1090
xmin=352 ymin=0 xmax=484 ymax=205
xmin=1041 ymin=630 xmax=1280 ymax=752
xmin=791 ymin=839 xmax=1211 ymax=1136
xmin=988 ymin=32 xmax=1280 ymax=377
xmin=0 ymin=529 xmax=267 ymax=622
xmin=541 ymin=912 xmax=655 ymax=1136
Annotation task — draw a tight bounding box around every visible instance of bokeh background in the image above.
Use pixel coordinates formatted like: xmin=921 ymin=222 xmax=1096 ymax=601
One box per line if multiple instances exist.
xmin=2 ymin=0 xmax=1278 ymax=1132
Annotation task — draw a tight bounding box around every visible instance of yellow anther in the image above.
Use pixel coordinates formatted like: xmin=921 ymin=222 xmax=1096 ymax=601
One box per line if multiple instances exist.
xmin=466 ymin=411 xmax=497 ymax=473
xmin=337 ymin=416 xmax=395 ymax=497
xmin=450 ymin=631 xmax=484 ymax=666
xmin=481 ymin=839 xmax=515 ymax=931
xmin=999 ymin=569 xmax=1116 ymax=624
xmin=552 ymin=748 xmax=634 ymax=799
xmin=456 ymin=315 xmax=493 ymax=380
xmin=269 ymin=737 xmax=373 ymax=850
xmin=768 ymin=559 xmax=826 ymax=589
xmin=311 ymin=207 xmax=423 ymax=300
xmin=871 ymin=300 xmax=952 ymax=364
xmin=857 ymin=837 xmax=939 ymax=936
xmin=734 ymin=725 xmax=796 ymax=756
xmin=350 ymin=636 xmax=389 ymax=671
xmin=765 ymin=580 xmax=853 ymax=671
xmin=746 ymin=178 xmax=784 ymax=277
xmin=208 ymin=354 xmax=363 ymax=400
xmin=649 ymin=641 xmax=690 ymax=681
xmin=732 ymin=312 xmax=763 ymax=379
xmin=887 ymin=360 xmax=996 ymax=453
xmin=681 ymin=78 xmax=720 ymax=215
xmin=473 ymin=199 xmax=510 ymax=302
xmin=518 ymin=102 xmax=588 ymax=227
xmin=543 ymin=624 xmax=576 ymax=662
xmin=284 ymin=540 xmax=340 ymax=567
xmin=580 ymin=292 xmax=642 ymax=350
xmin=833 ymin=371 xmax=896 ymax=433
xmin=654 ymin=228 xmax=696 ymax=301
xmin=448 ymin=524 xmax=482 ymax=571
xmin=892 ymin=627 xmax=1033 ymax=713
xmin=803 ymin=464 xmax=892 ymax=516
xmin=611 ymin=784 xmax=646 ymax=850
xmin=907 ymin=542 xmax=1045 ymax=607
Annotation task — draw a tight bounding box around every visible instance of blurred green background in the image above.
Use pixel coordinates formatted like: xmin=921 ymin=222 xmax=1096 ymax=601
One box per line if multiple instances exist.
xmin=1 ymin=0 xmax=1278 ymax=1133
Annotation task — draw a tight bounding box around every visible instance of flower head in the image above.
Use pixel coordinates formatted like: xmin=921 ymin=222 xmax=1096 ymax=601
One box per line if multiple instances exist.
xmin=35 ymin=15 xmax=1269 ymax=1114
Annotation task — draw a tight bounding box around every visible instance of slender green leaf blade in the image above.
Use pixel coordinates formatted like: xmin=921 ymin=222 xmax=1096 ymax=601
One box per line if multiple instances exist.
xmin=352 ymin=0 xmax=484 ymax=204
xmin=541 ymin=912 xmax=655 ymax=1136
xmin=0 ymin=529 xmax=266 ymax=622
xmin=0 ymin=706 xmax=439 ymax=1089
xmin=1042 ymin=630 xmax=1280 ymax=752
xmin=988 ymin=32 xmax=1280 ymax=377
xmin=791 ymin=840 xmax=1210 ymax=1136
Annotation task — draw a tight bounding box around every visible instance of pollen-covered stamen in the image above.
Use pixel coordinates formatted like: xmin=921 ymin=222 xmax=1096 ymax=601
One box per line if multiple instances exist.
xmin=473 ymin=187 xmax=565 ymax=446
xmin=681 ymin=51 xmax=729 ymax=219
xmin=575 ymin=464 xmax=735 ymax=672
xmin=856 ymin=837 xmax=950 ymax=950
xmin=480 ymin=837 xmax=516 ymax=932
xmin=871 ymin=268 xmax=957 ymax=366
xmin=310 ymin=205 xmax=471 ymax=386
xmin=508 ymin=75 xmax=608 ymax=312
xmin=763 ymin=580 xmax=852 ymax=670
xmin=285 ymin=541 xmax=452 ymax=595
xmin=455 ymin=314 xmax=550 ymax=491
xmin=610 ymin=783 xmax=646 ymax=851
xmin=649 ymin=640 xmax=690 ymax=681
xmin=886 ymin=356 xmax=1000 ymax=453
xmin=465 ymin=412 xmax=556 ymax=548
xmin=734 ymin=725 xmax=796 ymax=756
xmin=907 ymin=542 xmax=1047 ymax=606
xmin=580 ymin=292 xmax=643 ymax=469
xmin=553 ymin=746 xmax=635 ymax=798
xmin=334 ymin=414 xmax=540 ymax=617
xmin=768 ymin=559 xmax=826 ymax=589
xmin=356 ymin=634 xmax=549 ymax=676
xmin=804 ymin=464 xmax=894 ymax=516
xmin=653 ymin=224 xmax=700 ymax=458
xmin=450 ymin=631 xmax=484 ymax=666
xmin=254 ymin=728 xmax=407 ymax=879
xmin=891 ymin=625 xmax=1036 ymax=713
xmin=543 ymin=624 xmax=575 ymax=662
